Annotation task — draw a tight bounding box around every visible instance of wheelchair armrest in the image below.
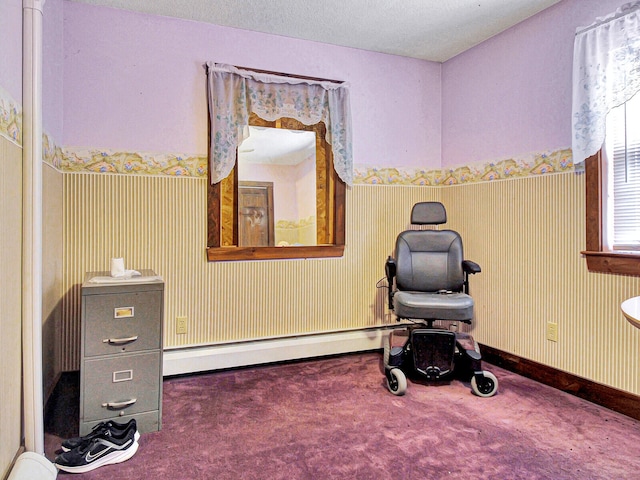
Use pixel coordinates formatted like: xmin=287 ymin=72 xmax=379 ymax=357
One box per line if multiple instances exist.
xmin=385 ymin=256 xmax=397 ymax=310
xmin=462 ymin=260 xmax=481 ymax=275
xmin=385 ymin=256 xmax=397 ymax=281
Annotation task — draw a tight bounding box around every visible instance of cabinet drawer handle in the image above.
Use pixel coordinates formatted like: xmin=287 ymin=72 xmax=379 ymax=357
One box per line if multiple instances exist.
xmin=102 ymin=398 xmax=137 ymax=409
xmin=103 ymin=335 xmax=139 ymax=345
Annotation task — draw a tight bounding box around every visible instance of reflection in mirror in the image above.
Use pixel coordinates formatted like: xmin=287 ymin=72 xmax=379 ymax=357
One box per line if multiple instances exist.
xmin=207 ymin=115 xmax=345 ymax=261
xmin=237 ymin=126 xmax=317 ymax=247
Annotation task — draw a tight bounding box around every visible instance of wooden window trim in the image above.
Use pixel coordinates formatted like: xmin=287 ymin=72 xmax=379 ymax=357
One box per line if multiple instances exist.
xmin=581 ymin=152 xmax=640 ymax=276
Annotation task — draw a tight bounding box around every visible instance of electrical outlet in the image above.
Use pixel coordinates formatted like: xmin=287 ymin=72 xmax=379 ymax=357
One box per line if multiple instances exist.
xmin=546 ymin=322 xmax=558 ymax=342
xmin=176 ymin=316 xmax=187 ymax=335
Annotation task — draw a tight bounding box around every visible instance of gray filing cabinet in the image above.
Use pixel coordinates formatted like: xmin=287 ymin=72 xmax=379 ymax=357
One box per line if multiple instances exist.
xmin=79 ymin=270 xmax=164 ymax=435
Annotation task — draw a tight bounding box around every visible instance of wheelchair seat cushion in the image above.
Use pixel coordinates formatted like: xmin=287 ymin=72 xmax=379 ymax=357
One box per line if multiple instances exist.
xmin=393 ymin=291 xmax=474 ymax=322
xmin=395 ymin=230 xmax=465 ymax=292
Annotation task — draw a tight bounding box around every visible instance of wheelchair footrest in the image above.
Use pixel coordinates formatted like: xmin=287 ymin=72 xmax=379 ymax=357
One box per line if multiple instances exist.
xmin=411 ymin=329 xmax=456 ymax=378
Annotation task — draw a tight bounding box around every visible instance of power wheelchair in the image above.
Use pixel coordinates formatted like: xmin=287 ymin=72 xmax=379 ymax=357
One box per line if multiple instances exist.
xmin=383 ymin=202 xmax=498 ymax=397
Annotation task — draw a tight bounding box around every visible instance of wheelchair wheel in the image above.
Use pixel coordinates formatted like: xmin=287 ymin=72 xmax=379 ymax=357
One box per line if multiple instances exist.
xmin=387 ymin=368 xmax=407 ymax=396
xmin=471 ymin=371 xmax=498 ymax=397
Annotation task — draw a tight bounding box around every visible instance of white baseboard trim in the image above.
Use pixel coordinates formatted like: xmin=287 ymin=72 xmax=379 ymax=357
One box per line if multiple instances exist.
xmin=163 ymin=328 xmax=386 ymax=377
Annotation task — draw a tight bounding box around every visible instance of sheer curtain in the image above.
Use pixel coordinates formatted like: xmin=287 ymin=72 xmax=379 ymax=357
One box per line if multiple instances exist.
xmin=206 ymin=63 xmax=353 ymax=185
xmin=572 ymin=1 xmax=640 ymax=165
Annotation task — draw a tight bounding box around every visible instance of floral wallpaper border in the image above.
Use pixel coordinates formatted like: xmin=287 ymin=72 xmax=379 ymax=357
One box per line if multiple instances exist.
xmin=57 ymin=145 xmax=207 ymax=177
xmin=276 ymin=216 xmax=317 ymax=230
xmin=354 ymin=148 xmax=574 ymax=186
xmin=2 ymin=85 xmax=575 ymax=186
xmin=52 ymin=145 xmax=574 ymax=186
xmin=0 ymin=79 xmax=578 ymax=186
xmin=0 ymin=85 xmax=22 ymax=145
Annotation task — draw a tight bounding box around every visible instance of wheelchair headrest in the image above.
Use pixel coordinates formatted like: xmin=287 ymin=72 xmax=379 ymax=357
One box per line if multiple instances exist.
xmin=411 ymin=202 xmax=447 ymax=225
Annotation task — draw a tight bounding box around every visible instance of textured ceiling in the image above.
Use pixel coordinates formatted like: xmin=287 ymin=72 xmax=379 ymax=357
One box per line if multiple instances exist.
xmin=70 ymin=0 xmax=562 ymax=62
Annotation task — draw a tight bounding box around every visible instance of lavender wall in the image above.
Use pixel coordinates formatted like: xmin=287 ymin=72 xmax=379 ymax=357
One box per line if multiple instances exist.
xmin=62 ymin=2 xmax=442 ymax=169
xmin=0 ymin=0 xmax=23 ymax=100
xmin=43 ymin=0 xmax=64 ymax=142
xmin=0 ymin=0 xmax=64 ymax=141
xmin=441 ymin=0 xmax=627 ymax=167
xmin=6 ymin=1 xmax=633 ymax=171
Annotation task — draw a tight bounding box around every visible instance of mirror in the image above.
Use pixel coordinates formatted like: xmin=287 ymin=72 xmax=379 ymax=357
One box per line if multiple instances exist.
xmin=207 ymin=115 xmax=345 ymax=262
xmin=237 ymin=126 xmax=317 ymax=247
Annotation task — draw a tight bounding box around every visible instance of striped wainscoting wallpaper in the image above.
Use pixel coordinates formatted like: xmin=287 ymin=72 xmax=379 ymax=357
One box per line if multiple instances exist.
xmin=61 ymin=174 xmax=437 ymax=371
xmin=60 ymin=169 xmax=640 ymax=396
xmin=0 ymin=135 xmax=23 ymax=475
xmin=442 ymin=173 xmax=640 ymax=394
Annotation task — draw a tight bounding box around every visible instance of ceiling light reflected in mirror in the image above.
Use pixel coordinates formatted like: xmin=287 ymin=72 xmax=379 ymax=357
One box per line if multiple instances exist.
xmin=238 ymin=126 xmax=316 ymax=166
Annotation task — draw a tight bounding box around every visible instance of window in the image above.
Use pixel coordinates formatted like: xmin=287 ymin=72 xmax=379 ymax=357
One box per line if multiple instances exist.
xmin=603 ymin=94 xmax=640 ymax=252
xmin=575 ymin=4 xmax=640 ymax=276
xmin=583 ymin=94 xmax=640 ymax=275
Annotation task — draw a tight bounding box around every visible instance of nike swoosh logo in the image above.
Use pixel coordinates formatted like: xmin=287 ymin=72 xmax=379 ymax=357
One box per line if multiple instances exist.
xmin=85 ymin=438 xmax=133 ymax=463
xmin=85 ymin=448 xmax=108 ymax=463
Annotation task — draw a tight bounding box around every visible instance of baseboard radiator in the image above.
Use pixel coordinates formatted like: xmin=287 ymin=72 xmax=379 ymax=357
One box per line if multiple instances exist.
xmin=163 ymin=328 xmax=386 ymax=376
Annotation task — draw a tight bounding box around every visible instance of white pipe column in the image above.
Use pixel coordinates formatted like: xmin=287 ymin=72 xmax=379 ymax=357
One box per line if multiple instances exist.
xmin=22 ymin=0 xmax=45 ymax=454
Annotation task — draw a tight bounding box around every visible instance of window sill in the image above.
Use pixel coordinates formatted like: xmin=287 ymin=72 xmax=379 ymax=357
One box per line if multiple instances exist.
xmin=581 ymin=250 xmax=640 ymax=276
xmin=207 ymin=245 xmax=345 ymax=262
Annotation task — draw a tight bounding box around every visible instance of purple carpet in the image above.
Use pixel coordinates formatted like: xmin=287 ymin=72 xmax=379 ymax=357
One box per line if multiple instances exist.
xmin=46 ymin=352 xmax=640 ymax=479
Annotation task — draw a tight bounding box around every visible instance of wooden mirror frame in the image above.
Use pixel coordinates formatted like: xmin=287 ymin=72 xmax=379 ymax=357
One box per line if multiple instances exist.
xmin=206 ymin=116 xmax=346 ymax=262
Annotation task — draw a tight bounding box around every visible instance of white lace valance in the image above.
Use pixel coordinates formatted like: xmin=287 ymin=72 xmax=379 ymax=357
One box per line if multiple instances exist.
xmin=572 ymin=1 xmax=640 ymax=164
xmin=206 ymin=63 xmax=353 ymax=185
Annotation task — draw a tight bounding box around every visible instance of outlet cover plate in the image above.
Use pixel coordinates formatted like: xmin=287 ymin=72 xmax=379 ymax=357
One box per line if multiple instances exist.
xmin=176 ymin=316 xmax=187 ymax=335
xmin=546 ymin=322 xmax=558 ymax=342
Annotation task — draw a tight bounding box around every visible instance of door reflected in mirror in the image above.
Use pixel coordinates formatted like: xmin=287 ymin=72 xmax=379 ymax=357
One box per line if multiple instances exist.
xmin=237 ymin=126 xmax=317 ymax=247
